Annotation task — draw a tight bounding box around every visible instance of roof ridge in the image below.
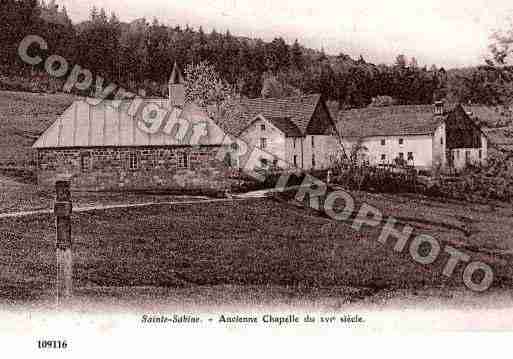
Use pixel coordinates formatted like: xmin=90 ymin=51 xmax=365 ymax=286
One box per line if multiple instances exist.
xmin=241 ymin=93 xmax=321 ymax=102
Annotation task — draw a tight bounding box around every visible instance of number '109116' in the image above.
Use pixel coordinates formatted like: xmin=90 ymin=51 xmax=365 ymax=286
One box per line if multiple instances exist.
xmin=38 ymin=340 xmax=68 ymax=349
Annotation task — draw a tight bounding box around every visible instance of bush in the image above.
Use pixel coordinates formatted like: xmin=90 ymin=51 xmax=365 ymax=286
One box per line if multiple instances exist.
xmin=228 ymin=168 xmax=331 ymax=193
xmin=332 ymin=164 xmax=420 ymax=194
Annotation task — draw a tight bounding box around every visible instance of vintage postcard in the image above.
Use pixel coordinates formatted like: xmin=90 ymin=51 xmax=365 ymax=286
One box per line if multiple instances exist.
xmin=1 ymin=0 xmax=513 ymax=356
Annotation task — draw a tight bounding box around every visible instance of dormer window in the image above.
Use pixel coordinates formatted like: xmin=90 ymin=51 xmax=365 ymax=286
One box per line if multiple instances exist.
xmin=261 ymin=124 xmax=266 ymax=131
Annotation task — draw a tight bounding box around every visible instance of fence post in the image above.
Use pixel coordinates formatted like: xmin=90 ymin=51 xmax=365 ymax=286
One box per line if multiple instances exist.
xmin=55 ymin=180 xmax=73 ymax=304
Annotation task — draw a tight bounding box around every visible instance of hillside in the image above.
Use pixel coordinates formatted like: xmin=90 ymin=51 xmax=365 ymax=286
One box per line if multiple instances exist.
xmin=0 ymin=91 xmax=74 ymax=165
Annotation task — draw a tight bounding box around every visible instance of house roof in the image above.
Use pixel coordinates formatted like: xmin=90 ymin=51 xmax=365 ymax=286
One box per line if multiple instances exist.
xmin=265 ymin=116 xmax=303 ymax=137
xmin=337 ymin=105 xmax=445 ymax=138
xmin=32 ymin=99 xmax=226 ymax=149
xmin=210 ymin=94 xmax=325 ymax=137
xmin=462 ymin=105 xmax=513 ymax=128
xmin=484 ymin=126 xmax=513 ymax=148
xmin=34 ymin=93 xmax=332 ymax=149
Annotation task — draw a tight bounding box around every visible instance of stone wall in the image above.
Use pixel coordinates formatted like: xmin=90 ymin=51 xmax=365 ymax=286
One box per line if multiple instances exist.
xmin=36 ymin=145 xmax=233 ymax=193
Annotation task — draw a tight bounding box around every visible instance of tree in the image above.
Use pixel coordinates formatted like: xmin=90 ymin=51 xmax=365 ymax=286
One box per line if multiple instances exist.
xmin=290 ymin=39 xmax=304 ymax=70
xmin=409 ymin=57 xmax=419 ymax=69
xmin=395 ymin=54 xmax=407 ymax=68
xmin=184 ymin=61 xmax=244 ymax=132
xmin=0 ymin=1 xmax=455 ymax=106
xmin=76 ymin=8 xmax=122 ymax=82
xmin=261 ymin=73 xmax=301 ymax=98
xmin=489 ymin=19 xmax=513 ymax=65
xmin=184 ymin=61 xmax=237 ymax=107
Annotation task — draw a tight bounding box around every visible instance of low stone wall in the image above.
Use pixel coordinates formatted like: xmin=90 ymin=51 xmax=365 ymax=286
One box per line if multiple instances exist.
xmin=36 ymin=146 xmax=234 ymax=193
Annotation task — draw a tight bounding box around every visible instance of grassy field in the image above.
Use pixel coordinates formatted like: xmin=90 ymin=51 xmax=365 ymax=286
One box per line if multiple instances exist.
xmin=0 ymin=174 xmax=212 ymax=214
xmin=0 ymin=89 xmax=512 ymax=308
xmin=0 ymin=195 xmax=512 ymax=306
xmin=0 ymin=91 xmax=74 ymax=165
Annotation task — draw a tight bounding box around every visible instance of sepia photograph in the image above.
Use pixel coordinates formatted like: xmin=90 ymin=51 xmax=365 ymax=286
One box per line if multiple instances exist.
xmin=1 ymin=0 xmax=513 ymax=355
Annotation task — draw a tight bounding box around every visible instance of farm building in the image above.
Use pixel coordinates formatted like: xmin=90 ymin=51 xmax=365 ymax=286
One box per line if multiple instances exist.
xmin=32 ymin=63 xmax=232 ymax=192
xmin=213 ymin=94 xmax=340 ymax=171
xmin=337 ymin=102 xmax=489 ymax=172
xmin=32 ymin=62 xmax=340 ymax=191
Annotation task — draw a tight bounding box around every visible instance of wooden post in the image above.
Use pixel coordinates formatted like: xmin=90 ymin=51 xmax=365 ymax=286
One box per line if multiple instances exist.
xmin=55 ymin=180 xmax=73 ymax=304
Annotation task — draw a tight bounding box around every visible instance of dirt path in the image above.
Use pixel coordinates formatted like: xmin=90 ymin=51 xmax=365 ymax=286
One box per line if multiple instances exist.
xmin=0 ymin=197 xmax=256 ymax=219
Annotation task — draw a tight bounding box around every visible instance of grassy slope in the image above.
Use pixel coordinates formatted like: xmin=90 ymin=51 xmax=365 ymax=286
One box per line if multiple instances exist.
xmin=0 ymin=174 xmax=210 ymax=214
xmin=0 ymin=91 xmax=74 ymax=165
xmin=1 ymin=198 xmax=512 ymax=303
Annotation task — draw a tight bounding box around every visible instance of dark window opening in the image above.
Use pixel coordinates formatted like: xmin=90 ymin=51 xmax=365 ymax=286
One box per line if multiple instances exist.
xmin=399 ymin=152 xmax=404 ymax=160
xmin=381 ymin=154 xmax=386 ymax=161
xmin=128 ymin=152 xmax=138 ymax=170
xmin=312 ymin=154 xmax=316 ymax=168
xmin=177 ymin=152 xmax=188 ymax=169
xmin=223 ymin=153 xmax=232 ymax=167
xmin=293 ymin=155 xmax=298 ymax=167
xmin=260 ymin=138 xmax=267 ymax=150
xmin=80 ymin=153 xmax=91 ymax=172
xmin=407 ymin=152 xmax=414 ymax=161
xmin=260 ymin=158 xmax=268 ymax=167
xmin=261 ymin=124 xmax=265 ymax=131
xmin=399 ymin=138 xmax=404 ymax=145
xmin=381 ymin=139 xmax=386 ymax=146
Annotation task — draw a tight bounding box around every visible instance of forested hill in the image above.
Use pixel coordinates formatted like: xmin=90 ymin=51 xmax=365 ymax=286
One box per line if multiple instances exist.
xmin=2 ymin=0 xmax=513 ymax=108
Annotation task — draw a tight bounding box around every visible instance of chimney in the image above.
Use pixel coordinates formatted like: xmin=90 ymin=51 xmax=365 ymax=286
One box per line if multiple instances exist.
xmin=169 ymin=61 xmax=185 ymax=108
xmin=434 ymin=100 xmax=444 ymax=115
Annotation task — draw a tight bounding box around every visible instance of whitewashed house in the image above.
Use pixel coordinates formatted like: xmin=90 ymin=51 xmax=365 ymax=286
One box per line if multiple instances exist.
xmin=214 ymin=94 xmax=341 ymax=171
xmin=337 ymin=102 xmax=488 ymax=172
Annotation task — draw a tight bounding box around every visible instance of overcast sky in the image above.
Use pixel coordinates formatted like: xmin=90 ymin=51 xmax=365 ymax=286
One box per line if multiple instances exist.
xmin=57 ymin=0 xmax=513 ymax=68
